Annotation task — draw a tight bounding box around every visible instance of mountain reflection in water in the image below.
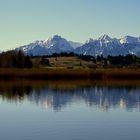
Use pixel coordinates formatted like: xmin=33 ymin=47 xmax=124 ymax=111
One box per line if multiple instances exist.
xmin=0 ymin=80 xmax=140 ymax=112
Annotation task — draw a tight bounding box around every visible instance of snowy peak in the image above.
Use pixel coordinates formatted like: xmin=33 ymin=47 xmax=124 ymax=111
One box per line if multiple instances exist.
xmin=17 ymin=34 xmax=140 ymax=57
xmin=75 ymin=34 xmax=125 ymax=57
xmin=51 ymin=35 xmax=62 ymax=40
xmin=98 ymin=34 xmax=112 ymax=42
xmin=44 ymin=35 xmax=66 ymax=44
xmin=45 ymin=35 xmax=74 ymax=52
xmin=120 ymin=36 xmax=139 ymax=44
xmin=85 ymin=38 xmax=95 ymax=44
xmin=17 ymin=35 xmax=79 ymax=56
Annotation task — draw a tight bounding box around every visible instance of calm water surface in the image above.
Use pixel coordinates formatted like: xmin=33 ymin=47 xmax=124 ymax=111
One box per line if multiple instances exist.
xmin=0 ymin=80 xmax=140 ymax=140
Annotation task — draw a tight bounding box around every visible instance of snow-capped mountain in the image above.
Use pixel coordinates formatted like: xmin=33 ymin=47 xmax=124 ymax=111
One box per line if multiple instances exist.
xmin=119 ymin=36 xmax=140 ymax=55
xmin=120 ymin=36 xmax=139 ymax=44
xmin=17 ymin=35 xmax=80 ymax=56
xmin=75 ymin=35 xmax=140 ymax=56
xmin=17 ymin=34 xmax=140 ymax=57
xmin=75 ymin=34 xmax=128 ymax=56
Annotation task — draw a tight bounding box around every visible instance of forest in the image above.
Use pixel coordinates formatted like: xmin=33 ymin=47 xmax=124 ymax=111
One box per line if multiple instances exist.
xmin=0 ymin=50 xmax=140 ymax=68
xmin=0 ymin=50 xmax=33 ymax=68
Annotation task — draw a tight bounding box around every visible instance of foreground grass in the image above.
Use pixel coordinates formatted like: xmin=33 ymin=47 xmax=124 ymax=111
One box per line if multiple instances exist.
xmin=0 ymin=68 xmax=140 ymax=80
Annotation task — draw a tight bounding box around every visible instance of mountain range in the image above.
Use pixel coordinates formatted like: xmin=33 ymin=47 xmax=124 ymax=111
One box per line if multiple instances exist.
xmin=16 ymin=35 xmax=140 ymax=57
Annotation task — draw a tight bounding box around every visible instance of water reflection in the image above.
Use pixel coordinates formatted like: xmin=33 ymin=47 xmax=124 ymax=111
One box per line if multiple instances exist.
xmin=0 ymin=80 xmax=140 ymax=111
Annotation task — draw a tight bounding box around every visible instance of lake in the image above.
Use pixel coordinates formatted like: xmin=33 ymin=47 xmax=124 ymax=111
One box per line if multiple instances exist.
xmin=0 ymin=80 xmax=140 ymax=140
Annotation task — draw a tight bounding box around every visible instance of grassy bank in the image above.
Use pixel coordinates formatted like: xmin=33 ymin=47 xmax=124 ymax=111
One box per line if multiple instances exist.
xmin=0 ymin=68 xmax=140 ymax=80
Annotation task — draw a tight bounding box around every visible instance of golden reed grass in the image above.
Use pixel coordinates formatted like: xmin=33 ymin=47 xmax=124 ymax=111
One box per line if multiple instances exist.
xmin=0 ymin=68 xmax=140 ymax=80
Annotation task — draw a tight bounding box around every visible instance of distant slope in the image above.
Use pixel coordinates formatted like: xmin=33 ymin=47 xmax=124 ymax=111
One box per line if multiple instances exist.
xmin=16 ymin=34 xmax=140 ymax=56
xmin=16 ymin=35 xmax=81 ymax=56
xmin=75 ymin=35 xmax=140 ymax=56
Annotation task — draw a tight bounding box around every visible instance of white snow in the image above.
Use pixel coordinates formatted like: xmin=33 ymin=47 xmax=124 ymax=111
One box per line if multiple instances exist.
xmin=17 ymin=34 xmax=140 ymax=56
xmin=120 ymin=36 xmax=139 ymax=44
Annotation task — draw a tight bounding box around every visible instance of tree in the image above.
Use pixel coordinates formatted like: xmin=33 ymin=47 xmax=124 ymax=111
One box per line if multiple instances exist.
xmin=17 ymin=51 xmax=25 ymax=68
xmin=97 ymin=55 xmax=101 ymax=62
xmin=24 ymin=56 xmax=33 ymax=68
xmin=0 ymin=50 xmax=33 ymax=68
xmin=40 ymin=57 xmax=50 ymax=66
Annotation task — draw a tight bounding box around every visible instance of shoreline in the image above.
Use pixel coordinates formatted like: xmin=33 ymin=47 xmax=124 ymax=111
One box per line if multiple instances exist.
xmin=0 ymin=68 xmax=140 ymax=80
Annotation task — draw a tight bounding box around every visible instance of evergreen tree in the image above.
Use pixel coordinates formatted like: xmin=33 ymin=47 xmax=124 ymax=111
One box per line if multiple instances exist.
xmin=24 ymin=56 xmax=33 ymax=68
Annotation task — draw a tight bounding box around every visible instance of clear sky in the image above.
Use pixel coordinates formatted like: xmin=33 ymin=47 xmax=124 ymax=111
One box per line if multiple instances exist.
xmin=0 ymin=0 xmax=140 ymax=50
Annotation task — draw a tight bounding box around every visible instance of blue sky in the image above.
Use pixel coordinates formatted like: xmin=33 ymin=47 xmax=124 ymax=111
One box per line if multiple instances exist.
xmin=0 ymin=0 xmax=140 ymax=50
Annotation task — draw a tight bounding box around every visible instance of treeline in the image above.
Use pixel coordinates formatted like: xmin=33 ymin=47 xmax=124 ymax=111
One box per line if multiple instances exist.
xmin=0 ymin=50 xmax=33 ymax=68
xmin=32 ymin=52 xmax=140 ymax=67
xmin=38 ymin=52 xmax=140 ymax=67
xmin=79 ymin=54 xmax=140 ymax=67
xmin=34 ymin=52 xmax=76 ymax=58
xmin=1 ymin=50 xmax=139 ymax=69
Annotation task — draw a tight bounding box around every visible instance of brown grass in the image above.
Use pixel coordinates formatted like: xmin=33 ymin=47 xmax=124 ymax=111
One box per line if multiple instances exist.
xmin=47 ymin=56 xmax=94 ymax=68
xmin=0 ymin=79 xmax=140 ymax=91
xmin=0 ymin=68 xmax=140 ymax=80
